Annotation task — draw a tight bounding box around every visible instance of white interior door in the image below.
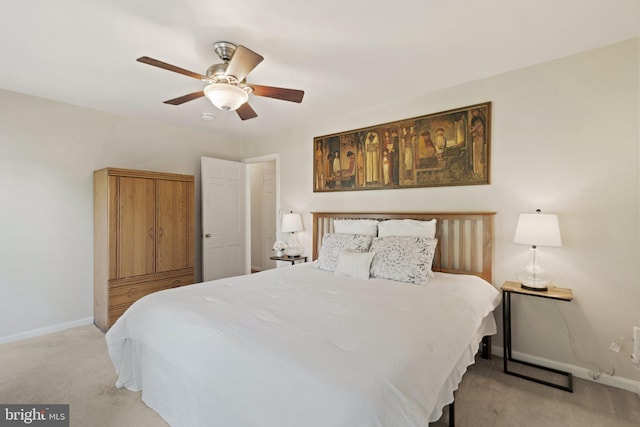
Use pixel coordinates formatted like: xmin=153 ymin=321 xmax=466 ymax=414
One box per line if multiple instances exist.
xmin=262 ymin=172 xmax=277 ymax=269
xmin=201 ymin=157 xmax=246 ymax=281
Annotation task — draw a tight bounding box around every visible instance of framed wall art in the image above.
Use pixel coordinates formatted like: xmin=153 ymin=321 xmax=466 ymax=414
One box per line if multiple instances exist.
xmin=313 ymin=102 xmax=491 ymax=192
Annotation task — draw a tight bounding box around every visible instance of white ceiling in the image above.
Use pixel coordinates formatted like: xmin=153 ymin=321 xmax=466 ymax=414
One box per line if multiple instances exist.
xmin=0 ymin=0 xmax=638 ymax=140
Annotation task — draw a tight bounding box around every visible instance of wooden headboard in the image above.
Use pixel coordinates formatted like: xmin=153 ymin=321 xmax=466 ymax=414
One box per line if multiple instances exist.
xmin=312 ymin=212 xmax=495 ymax=283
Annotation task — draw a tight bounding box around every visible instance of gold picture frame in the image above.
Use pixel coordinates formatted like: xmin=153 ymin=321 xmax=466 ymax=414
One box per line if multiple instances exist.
xmin=313 ymin=102 xmax=491 ymax=192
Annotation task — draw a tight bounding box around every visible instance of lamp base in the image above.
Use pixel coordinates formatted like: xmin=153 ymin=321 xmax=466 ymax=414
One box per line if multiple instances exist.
xmin=517 ymin=247 xmax=552 ymax=292
xmin=285 ymin=233 xmax=303 ymax=257
xmin=284 ymin=243 xmax=303 ymax=257
xmin=517 ymin=269 xmax=551 ymax=291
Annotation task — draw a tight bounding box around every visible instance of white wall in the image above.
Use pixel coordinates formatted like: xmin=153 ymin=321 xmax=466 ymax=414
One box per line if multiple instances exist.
xmin=245 ymin=39 xmax=640 ymax=385
xmin=0 ymin=89 xmax=243 ymax=339
xmin=1 ymin=38 xmax=638 ymax=388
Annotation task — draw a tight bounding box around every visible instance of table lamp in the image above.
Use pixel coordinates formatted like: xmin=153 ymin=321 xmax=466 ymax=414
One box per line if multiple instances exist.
xmin=281 ymin=211 xmax=304 ymax=257
xmin=513 ymin=209 xmax=562 ymax=291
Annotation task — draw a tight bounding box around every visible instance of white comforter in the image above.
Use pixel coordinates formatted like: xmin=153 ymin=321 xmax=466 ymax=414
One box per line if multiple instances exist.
xmin=106 ymin=263 xmax=500 ymax=427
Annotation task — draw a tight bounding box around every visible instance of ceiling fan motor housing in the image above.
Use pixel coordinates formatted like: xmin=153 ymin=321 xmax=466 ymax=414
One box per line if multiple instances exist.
xmin=213 ymin=41 xmax=237 ymax=62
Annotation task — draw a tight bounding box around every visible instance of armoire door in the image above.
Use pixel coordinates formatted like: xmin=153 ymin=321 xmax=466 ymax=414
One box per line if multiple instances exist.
xmin=156 ymin=179 xmax=191 ymax=273
xmin=117 ymin=176 xmax=155 ymax=278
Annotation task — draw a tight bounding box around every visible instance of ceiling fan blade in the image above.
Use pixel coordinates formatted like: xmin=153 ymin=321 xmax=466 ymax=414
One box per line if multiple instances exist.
xmin=236 ymin=103 xmax=258 ymax=121
xmin=163 ymin=91 xmax=205 ymax=105
xmin=137 ymin=56 xmax=207 ymax=80
xmin=225 ymin=46 xmax=264 ymax=82
xmin=250 ymin=84 xmax=304 ymax=103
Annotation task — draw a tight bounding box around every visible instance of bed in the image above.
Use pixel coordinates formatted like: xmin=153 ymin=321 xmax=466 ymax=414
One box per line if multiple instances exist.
xmin=106 ymin=211 xmax=500 ymax=427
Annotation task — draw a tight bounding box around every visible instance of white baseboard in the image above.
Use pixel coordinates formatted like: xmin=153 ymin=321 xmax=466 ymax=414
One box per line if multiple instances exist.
xmin=492 ymin=345 xmax=640 ymax=395
xmin=0 ymin=317 xmax=94 ymax=345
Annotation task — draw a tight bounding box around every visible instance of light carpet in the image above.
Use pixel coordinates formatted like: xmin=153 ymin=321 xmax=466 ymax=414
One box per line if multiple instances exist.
xmin=1 ymin=324 xmax=638 ymax=427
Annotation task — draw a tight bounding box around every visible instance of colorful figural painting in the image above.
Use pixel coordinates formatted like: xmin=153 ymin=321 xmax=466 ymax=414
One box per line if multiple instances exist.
xmin=313 ymin=102 xmax=491 ymax=192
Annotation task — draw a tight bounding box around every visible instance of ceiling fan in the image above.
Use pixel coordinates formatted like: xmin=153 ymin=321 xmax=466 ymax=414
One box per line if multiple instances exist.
xmin=137 ymin=41 xmax=304 ymax=121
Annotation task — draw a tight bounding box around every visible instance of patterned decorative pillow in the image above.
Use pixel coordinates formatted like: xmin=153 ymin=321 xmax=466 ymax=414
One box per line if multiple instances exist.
xmin=317 ymin=233 xmax=374 ymax=272
xmin=370 ymin=236 xmax=438 ymax=285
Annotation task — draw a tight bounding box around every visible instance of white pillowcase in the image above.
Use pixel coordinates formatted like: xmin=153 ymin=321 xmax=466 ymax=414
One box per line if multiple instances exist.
xmin=377 ymin=219 xmax=437 ymax=239
xmin=335 ymin=250 xmax=375 ymax=280
xmin=333 ymin=219 xmax=379 ymax=236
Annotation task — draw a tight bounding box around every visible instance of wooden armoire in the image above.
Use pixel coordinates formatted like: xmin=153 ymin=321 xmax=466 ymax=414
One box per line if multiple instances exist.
xmin=93 ymin=168 xmax=195 ymax=332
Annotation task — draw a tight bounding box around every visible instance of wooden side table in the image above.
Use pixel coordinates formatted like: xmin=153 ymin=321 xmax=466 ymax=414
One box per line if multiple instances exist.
xmin=270 ymin=255 xmax=308 ymax=265
xmin=501 ymin=280 xmax=574 ymax=392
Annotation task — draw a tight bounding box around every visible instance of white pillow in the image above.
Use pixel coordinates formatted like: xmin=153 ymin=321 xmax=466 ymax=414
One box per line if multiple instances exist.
xmin=317 ymin=233 xmax=374 ymax=272
xmin=334 ymin=219 xmax=379 ymax=236
xmin=377 ymin=219 xmax=437 ymax=239
xmin=370 ymin=236 xmax=438 ymax=285
xmin=335 ymin=250 xmax=375 ymax=280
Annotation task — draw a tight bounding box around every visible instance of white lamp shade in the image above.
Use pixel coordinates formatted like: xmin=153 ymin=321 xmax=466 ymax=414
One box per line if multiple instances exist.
xmin=281 ymin=213 xmax=304 ymax=233
xmin=203 ymin=83 xmax=249 ymax=111
xmin=513 ymin=213 xmax=562 ymax=247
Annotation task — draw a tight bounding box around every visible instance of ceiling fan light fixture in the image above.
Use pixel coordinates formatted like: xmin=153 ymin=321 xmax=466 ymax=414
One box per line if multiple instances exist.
xmin=204 ymin=83 xmax=249 ymax=112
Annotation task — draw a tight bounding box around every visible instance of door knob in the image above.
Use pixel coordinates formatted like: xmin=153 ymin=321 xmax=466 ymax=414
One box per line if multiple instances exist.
xmin=205 ymin=233 xmax=212 ymax=238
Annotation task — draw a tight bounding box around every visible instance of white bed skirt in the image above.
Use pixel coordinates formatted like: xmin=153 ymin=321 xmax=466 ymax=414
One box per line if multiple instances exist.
xmin=107 ymin=264 xmax=501 ymax=427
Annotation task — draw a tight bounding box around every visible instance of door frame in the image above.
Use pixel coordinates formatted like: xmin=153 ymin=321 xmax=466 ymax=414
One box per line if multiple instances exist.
xmin=242 ymin=153 xmax=281 ymax=273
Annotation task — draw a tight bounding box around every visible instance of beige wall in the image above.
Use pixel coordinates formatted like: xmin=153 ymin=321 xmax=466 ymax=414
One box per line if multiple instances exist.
xmin=0 ymin=89 xmax=243 ymax=338
xmin=1 ymin=37 xmax=638 ymax=388
xmin=245 ymin=39 xmax=640 ymax=385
